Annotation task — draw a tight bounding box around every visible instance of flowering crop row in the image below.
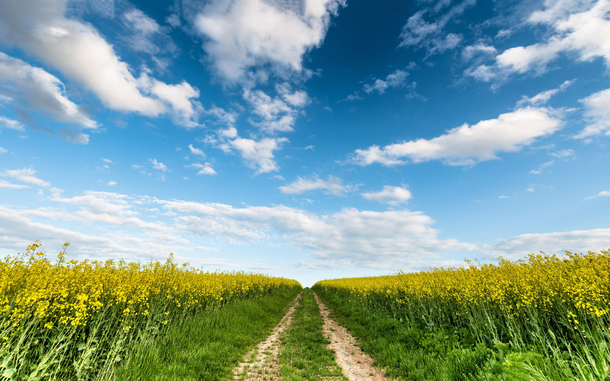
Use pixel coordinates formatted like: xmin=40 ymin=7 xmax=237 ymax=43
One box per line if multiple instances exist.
xmin=0 ymin=242 xmax=301 ymax=379
xmin=314 ymin=250 xmax=610 ymax=362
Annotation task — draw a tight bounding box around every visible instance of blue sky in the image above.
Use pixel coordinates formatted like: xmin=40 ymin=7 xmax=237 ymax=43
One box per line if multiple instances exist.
xmin=0 ymin=0 xmax=609 ymax=286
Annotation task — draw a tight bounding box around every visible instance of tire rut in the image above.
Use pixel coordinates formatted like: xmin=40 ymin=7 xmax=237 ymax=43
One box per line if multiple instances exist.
xmin=232 ymin=293 xmax=302 ymax=381
xmin=313 ymin=292 xmax=390 ymax=381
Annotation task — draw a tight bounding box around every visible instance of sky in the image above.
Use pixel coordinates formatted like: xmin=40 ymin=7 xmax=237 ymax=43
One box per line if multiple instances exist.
xmin=0 ymin=0 xmax=609 ymax=286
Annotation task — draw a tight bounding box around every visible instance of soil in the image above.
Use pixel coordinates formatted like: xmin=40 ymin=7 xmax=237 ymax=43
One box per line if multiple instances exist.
xmin=232 ymin=293 xmax=302 ymax=380
xmin=313 ymin=292 xmax=390 ymax=381
xmin=232 ymin=291 xmax=389 ymax=381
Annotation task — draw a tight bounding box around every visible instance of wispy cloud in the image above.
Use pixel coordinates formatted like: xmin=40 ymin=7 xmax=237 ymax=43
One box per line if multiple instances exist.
xmin=362 ymin=186 xmax=412 ymax=206
xmin=351 ymin=107 xmax=562 ymax=167
xmin=280 ymin=175 xmax=351 ymax=196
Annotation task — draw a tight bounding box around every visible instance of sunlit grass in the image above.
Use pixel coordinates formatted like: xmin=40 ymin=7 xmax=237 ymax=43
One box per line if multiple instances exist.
xmin=313 ymin=250 xmax=610 ymax=380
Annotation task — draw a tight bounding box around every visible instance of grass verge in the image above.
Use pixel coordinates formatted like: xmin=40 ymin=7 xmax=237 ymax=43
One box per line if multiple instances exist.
xmin=279 ymin=288 xmax=347 ymax=381
xmin=116 ymin=286 xmax=301 ymax=380
xmin=314 ymin=289 xmax=544 ymax=381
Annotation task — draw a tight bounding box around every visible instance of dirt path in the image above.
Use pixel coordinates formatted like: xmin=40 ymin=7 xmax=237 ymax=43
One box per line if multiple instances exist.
xmin=232 ymin=293 xmax=302 ymax=381
xmin=313 ymin=292 xmax=389 ymax=381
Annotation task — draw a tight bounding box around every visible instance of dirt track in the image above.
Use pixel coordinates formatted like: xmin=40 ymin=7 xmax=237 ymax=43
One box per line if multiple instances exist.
xmin=232 ymin=293 xmax=301 ymax=380
xmin=232 ymin=291 xmax=388 ymax=381
xmin=314 ymin=292 xmax=389 ymax=381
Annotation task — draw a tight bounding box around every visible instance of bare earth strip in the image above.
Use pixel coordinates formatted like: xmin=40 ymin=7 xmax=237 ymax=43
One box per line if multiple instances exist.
xmin=232 ymin=293 xmax=302 ymax=381
xmin=313 ymin=292 xmax=390 ymax=381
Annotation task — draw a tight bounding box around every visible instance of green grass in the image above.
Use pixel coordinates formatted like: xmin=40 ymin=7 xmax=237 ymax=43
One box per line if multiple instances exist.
xmin=279 ymin=288 xmax=347 ymax=381
xmin=116 ymin=286 xmax=301 ymax=380
xmin=313 ymin=288 xmax=539 ymax=381
xmin=313 ymin=288 xmax=610 ymax=381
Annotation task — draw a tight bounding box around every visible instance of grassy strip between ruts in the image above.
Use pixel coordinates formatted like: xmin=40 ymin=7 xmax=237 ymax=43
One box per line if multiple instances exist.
xmin=116 ymin=286 xmax=301 ymax=380
xmin=279 ymin=288 xmax=347 ymax=381
xmin=313 ymin=288 xmax=543 ymax=381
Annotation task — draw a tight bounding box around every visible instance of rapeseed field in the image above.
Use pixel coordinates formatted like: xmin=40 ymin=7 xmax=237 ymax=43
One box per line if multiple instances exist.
xmin=0 ymin=242 xmax=300 ymax=379
xmin=314 ymin=250 xmax=610 ymax=380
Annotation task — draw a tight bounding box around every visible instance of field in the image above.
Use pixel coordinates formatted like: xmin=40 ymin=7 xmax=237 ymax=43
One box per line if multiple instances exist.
xmin=313 ymin=250 xmax=610 ymax=380
xmin=2 ymin=243 xmax=610 ymax=380
xmin=0 ymin=242 xmax=301 ymax=380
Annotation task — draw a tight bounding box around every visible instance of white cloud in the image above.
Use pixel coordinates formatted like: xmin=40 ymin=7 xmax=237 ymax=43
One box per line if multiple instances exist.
xmin=122 ymin=8 xmax=177 ymax=61
xmin=280 ymin=175 xmax=350 ymax=196
xmin=167 ymin=13 xmax=182 ymax=28
xmin=195 ymin=0 xmax=345 ymax=84
xmin=149 ymin=159 xmax=168 ymax=172
xmin=132 ymin=164 xmax=152 ymax=176
xmin=399 ymin=0 xmax=476 ymax=55
xmin=243 ymin=86 xmax=310 ymax=133
xmin=363 ymin=69 xmax=410 ymax=95
xmin=123 ymin=9 xmax=163 ymax=57
xmin=46 ymin=190 xmax=187 ymax=239
xmin=159 ymin=199 xmax=476 ymax=267
xmin=342 ymin=93 xmax=362 ymax=102
xmin=101 ymin=158 xmax=115 ymax=164
xmin=203 ymin=105 xmax=238 ymax=128
xmin=0 ymin=116 xmax=24 ymax=131
xmin=0 ymin=203 xmax=204 ymax=264
xmin=147 ymin=79 xmax=203 ymax=128
xmin=0 ymin=180 xmax=29 ymax=189
xmin=574 ymin=87 xmax=610 ymax=138
xmin=362 ymin=185 xmax=412 ymax=206
xmin=0 ymin=0 xmax=203 ymax=129
xmin=0 ymin=167 xmax=50 ymax=187
xmin=549 ymin=148 xmax=575 ymax=158
xmin=498 ymin=195 xmax=509 ymax=199
xmin=530 ymin=160 xmax=555 ymax=174
xmin=107 ymin=181 xmax=117 ymax=186
xmin=585 ymin=190 xmax=610 ymax=199
xmin=0 ymin=52 xmax=97 ymax=140
xmin=0 ymin=0 xmax=164 ymax=115
xmin=462 ymin=43 xmax=497 ymax=61
xmin=516 ymin=79 xmax=575 ymax=107
xmin=485 ymin=227 xmax=610 ymax=259
xmin=470 ymin=0 xmax=610 ymax=83
xmin=188 ymin=144 xmax=206 ymax=157
xmin=187 ymin=163 xmax=217 ymax=175
xmin=3 ymin=185 xmax=472 ymax=269
xmin=0 ymin=147 xmax=7 ymax=154
xmin=351 ymin=107 xmax=562 ymax=166
xmin=230 ymin=137 xmax=288 ymax=174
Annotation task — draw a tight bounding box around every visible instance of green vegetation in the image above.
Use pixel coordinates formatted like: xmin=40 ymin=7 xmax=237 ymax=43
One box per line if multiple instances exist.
xmin=116 ymin=286 xmax=301 ymax=380
xmin=313 ymin=288 xmax=485 ymax=380
xmin=313 ymin=251 xmax=610 ymax=380
xmin=0 ymin=242 xmax=301 ymax=380
xmin=279 ymin=289 xmax=347 ymax=381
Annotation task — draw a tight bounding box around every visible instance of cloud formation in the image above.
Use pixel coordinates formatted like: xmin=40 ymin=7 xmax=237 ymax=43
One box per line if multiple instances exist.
xmin=0 ymin=52 xmax=97 ymax=142
xmin=195 ymin=0 xmax=345 ymax=84
xmin=362 ymin=186 xmax=412 ymax=205
xmin=399 ymin=0 xmax=476 ymax=55
xmin=243 ymin=85 xmax=310 ymax=133
xmin=484 ymin=227 xmax=610 ymax=259
xmin=230 ymin=137 xmax=288 ymax=174
xmin=187 ymin=163 xmax=217 ymax=175
xmin=280 ymin=175 xmax=350 ymax=196
xmin=516 ymin=79 xmax=575 ymax=107
xmin=363 ymin=69 xmax=410 ymax=95
xmin=575 ymin=87 xmax=610 ymax=138
xmin=0 ymin=116 xmax=24 ymax=131
xmin=0 ymin=167 xmax=50 ymax=187
xmin=585 ymin=190 xmax=610 ymax=200
xmin=351 ymin=107 xmax=562 ymax=166
xmin=468 ymin=0 xmax=610 ymax=83
xmin=0 ymin=0 xmax=204 ymax=129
